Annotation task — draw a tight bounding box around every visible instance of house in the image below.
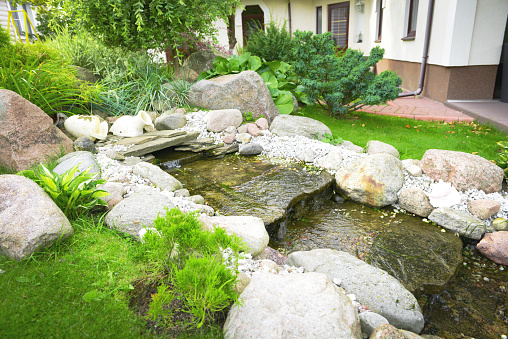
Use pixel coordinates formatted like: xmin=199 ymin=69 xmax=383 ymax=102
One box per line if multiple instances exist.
xmin=215 ymin=0 xmax=508 ymax=104
xmin=0 ymin=0 xmax=39 ymax=43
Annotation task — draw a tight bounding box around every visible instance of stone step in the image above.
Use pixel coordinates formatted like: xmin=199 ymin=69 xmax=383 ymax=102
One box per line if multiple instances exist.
xmin=119 ymin=131 xmax=200 ymax=157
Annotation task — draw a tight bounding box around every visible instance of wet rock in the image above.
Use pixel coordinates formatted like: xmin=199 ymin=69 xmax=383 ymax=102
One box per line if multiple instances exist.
xmin=105 ymin=189 xmax=174 ymax=240
xmin=246 ymin=123 xmax=262 ymax=137
xmin=270 ymin=115 xmax=332 ymax=140
xmin=154 ymin=114 xmax=186 ymax=130
xmin=336 ymin=153 xmax=404 ymax=207
xmin=189 ymin=71 xmax=279 ymax=123
xmin=359 ymin=311 xmax=390 ymax=338
xmin=316 ymin=148 xmax=343 ymax=171
xmin=255 ymin=117 xmax=269 ymax=130
xmin=366 ymin=140 xmax=400 ymax=158
xmin=420 ymin=149 xmax=503 ymax=193
xmin=223 ymin=272 xmax=361 ymax=339
xmin=398 ymin=187 xmax=434 ymax=217
xmin=236 ymin=133 xmax=252 ymax=143
xmin=287 ymin=249 xmax=425 ymax=333
xmin=369 ymin=324 xmax=407 ymax=339
xmin=428 ymin=207 xmax=486 ymax=240
xmin=0 ymin=175 xmax=73 ymax=260
xmin=239 ymin=143 xmax=263 ymax=156
xmin=53 ymin=151 xmax=101 ymax=179
xmin=476 ymin=231 xmax=508 ymax=265
xmin=133 ymin=162 xmax=183 ymax=192
xmin=0 ymin=89 xmax=73 ymax=171
xmin=467 ymin=199 xmax=500 ymax=220
xmin=206 ymin=109 xmax=243 ymax=133
xmin=73 ymin=137 xmax=97 ymax=153
xmin=199 ymin=215 xmax=269 ymax=257
xmin=297 ymin=148 xmax=316 ymax=163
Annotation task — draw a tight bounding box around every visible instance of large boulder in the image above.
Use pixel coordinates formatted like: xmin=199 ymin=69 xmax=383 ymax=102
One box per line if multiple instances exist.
xmin=0 ymin=89 xmax=73 ymax=171
xmin=420 ymin=149 xmax=503 ymax=193
xmin=270 ymin=115 xmax=332 ymax=140
xmin=105 ymin=189 xmax=174 ymax=240
xmin=189 ymin=71 xmax=279 ymax=123
xmin=199 ymin=215 xmax=269 ymax=257
xmin=223 ymin=272 xmax=361 ymax=339
xmin=476 ymin=232 xmax=508 ymax=265
xmin=428 ymin=207 xmax=486 ymax=240
xmin=336 ymin=153 xmax=404 ymax=207
xmin=0 ymin=175 xmax=73 ymax=260
xmin=287 ymin=249 xmax=425 ymax=334
xmin=53 ymin=151 xmax=101 ymax=179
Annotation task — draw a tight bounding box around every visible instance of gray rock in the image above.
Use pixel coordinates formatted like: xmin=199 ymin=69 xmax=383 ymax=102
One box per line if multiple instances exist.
xmin=366 ymin=140 xmax=400 ymax=158
xmin=246 ymin=123 xmax=262 ymax=137
xmin=316 ymin=149 xmax=343 ymax=171
xmin=467 ymin=199 xmax=501 ymax=220
xmin=370 ymin=324 xmax=407 ymax=339
xmin=336 ymin=153 xmax=404 ymax=207
xmin=0 ymin=175 xmax=73 ymax=260
xmin=359 ymin=311 xmax=390 ymax=338
xmin=223 ymin=272 xmax=361 ymax=339
xmin=53 ymin=151 xmax=101 ymax=179
xmin=291 ymin=92 xmax=299 ymax=113
xmin=206 ymin=109 xmax=243 ymax=133
xmin=199 ymin=215 xmax=269 ymax=256
xmin=237 ymin=125 xmax=248 ymax=134
xmin=174 ymin=189 xmax=190 ymax=198
xmin=239 ymin=143 xmax=263 ymax=156
xmin=198 ymin=204 xmax=215 ymax=216
xmin=406 ymin=165 xmax=423 ymax=177
xmin=122 ymin=157 xmax=142 ymax=167
xmin=401 ymin=159 xmax=420 ymax=170
xmin=287 ymin=249 xmax=424 ymax=333
xmin=297 ymin=149 xmax=316 ymax=163
xmin=398 ymin=187 xmax=434 ymax=217
xmin=236 ymin=133 xmax=252 ymax=143
xmin=154 ymin=114 xmax=186 ymax=130
xmin=133 ymin=162 xmax=183 ymax=192
xmin=183 ymin=49 xmax=225 ymax=76
xmin=428 ymin=207 xmax=486 ymax=240
xmin=224 ymin=126 xmax=238 ymax=135
xmin=97 ymin=182 xmax=125 ymax=203
xmin=73 ymin=66 xmax=99 ymax=83
xmin=0 ymin=89 xmax=73 ymax=171
xmin=190 ymin=195 xmax=205 ymax=205
xmin=105 ymin=189 xmax=174 ymax=240
xmin=223 ymin=134 xmax=236 ymax=144
xmin=421 ymin=149 xmax=504 ymax=193
xmin=343 ymin=140 xmax=365 ymax=153
xmin=270 ymin=115 xmax=332 ymax=140
xmin=189 ymin=71 xmax=279 ymax=123
xmin=120 ymin=131 xmax=199 ymax=158
xmin=492 ymin=217 xmax=508 ymax=231
xmin=73 ymin=137 xmax=97 ymax=153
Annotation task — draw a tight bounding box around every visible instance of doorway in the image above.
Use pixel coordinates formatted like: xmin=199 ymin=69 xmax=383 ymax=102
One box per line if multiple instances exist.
xmin=328 ymin=2 xmax=350 ymax=50
xmin=242 ymin=5 xmax=264 ymax=46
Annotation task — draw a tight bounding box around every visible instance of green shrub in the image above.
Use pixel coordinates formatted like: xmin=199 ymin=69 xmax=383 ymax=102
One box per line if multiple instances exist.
xmin=142 ymin=208 xmax=245 ymax=330
xmin=18 ymin=164 xmax=109 ymax=220
xmin=246 ymin=21 xmax=296 ymax=63
xmin=0 ymin=26 xmax=11 ymax=49
xmin=495 ymin=141 xmax=508 ymax=180
xmin=292 ymin=31 xmax=402 ymax=117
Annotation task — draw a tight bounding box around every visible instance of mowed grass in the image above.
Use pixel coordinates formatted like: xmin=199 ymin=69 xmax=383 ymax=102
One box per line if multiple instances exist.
xmin=0 ymin=215 xmax=153 ymax=338
xmin=299 ymin=105 xmax=508 ymax=161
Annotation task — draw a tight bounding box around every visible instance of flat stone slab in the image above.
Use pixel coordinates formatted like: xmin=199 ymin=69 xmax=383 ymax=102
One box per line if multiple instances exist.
xmin=116 ymin=135 xmax=159 ymax=145
xmin=120 ymin=131 xmax=199 ymax=157
xmin=428 ymin=207 xmax=487 ymax=240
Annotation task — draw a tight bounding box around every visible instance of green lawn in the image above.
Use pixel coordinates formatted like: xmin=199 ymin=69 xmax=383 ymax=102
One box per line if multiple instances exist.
xmin=298 ymin=105 xmax=508 ymax=161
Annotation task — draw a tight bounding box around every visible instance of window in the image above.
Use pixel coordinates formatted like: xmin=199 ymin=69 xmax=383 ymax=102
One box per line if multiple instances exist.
xmin=375 ymin=0 xmax=383 ymax=42
xmin=316 ymin=6 xmax=322 ymax=34
xmin=328 ymin=2 xmax=349 ymax=49
xmin=406 ymin=0 xmax=419 ymax=38
xmin=242 ymin=5 xmax=264 ymax=45
xmin=8 ymin=1 xmax=35 ymax=37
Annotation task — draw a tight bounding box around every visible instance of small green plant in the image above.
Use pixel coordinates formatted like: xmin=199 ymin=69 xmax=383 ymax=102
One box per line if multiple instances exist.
xmin=292 ymin=31 xmax=402 ymax=117
xmin=320 ymin=133 xmax=344 ymax=146
xmin=495 ymin=141 xmax=508 ymax=180
xmin=246 ymin=20 xmax=296 ymax=63
xmin=18 ymin=164 xmax=109 ymax=219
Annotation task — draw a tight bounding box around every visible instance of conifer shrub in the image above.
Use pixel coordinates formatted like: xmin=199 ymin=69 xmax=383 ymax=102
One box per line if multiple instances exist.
xmin=292 ymin=31 xmax=402 ymax=117
xmin=246 ymin=21 xmax=296 ymax=63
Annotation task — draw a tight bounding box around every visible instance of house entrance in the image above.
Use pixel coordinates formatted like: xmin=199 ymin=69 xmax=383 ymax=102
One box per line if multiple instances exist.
xmin=328 ymin=2 xmax=349 ymax=49
xmin=242 ymin=5 xmax=264 ymax=46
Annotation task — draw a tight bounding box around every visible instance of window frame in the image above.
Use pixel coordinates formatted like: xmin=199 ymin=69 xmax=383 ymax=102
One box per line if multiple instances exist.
xmin=375 ymin=0 xmax=383 ymax=42
xmin=316 ymin=6 xmax=322 ymax=34
xmin=7 ymin=1 xmax=36 ymax=37
xmin=328 ymin=2 xmax=349 ymax=50
xmin=403 ymin=0 xmax=419 ymax=40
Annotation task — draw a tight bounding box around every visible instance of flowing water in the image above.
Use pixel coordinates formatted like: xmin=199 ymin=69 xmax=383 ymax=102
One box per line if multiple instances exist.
xmin=155 ymin=152 xmax=508 ymax=338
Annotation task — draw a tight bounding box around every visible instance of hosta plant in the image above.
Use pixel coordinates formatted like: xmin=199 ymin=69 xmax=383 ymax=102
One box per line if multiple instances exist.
xmin=495 ymin=141 xmax=508 ymax=180
xmin=18 ymin=164 xmax=109 ymax=219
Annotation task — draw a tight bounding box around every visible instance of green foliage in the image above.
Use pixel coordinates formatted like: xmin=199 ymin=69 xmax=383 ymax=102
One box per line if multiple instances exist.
xmin=292 ymin=31 xmax=402 ymax=117
xmin=320 ymin=133 xmax=344 ymax=146
xmin=246 ymin=21 xmax=296 ymax=63
xmin=70 ymin=0 xmax=240 ymax=52
xmin=143 ymin=208 xmax=245 ymax=330
xmin=198 ymin=53 xmax=305 ymax=115
xmin=35 ymin=0 xmax=78 ymax=37
xmin=18 ymin=164 xmax=109 ymax=219
xmin=495 ymin=141 xmax=508 ymax=179
xmin=0 ymin=41 xmax=92 ymax=116
xmin=0 ymin=26 xmax=11 ymax=48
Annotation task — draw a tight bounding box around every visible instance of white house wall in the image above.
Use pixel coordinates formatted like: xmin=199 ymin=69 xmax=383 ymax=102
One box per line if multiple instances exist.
xmin=0 ymin=1 xmax=10 ymax=31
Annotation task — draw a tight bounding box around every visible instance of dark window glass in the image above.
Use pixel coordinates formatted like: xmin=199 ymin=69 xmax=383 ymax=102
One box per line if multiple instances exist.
xmin=317 ymin=6 xmax=322 ymax=34
xmin=376 ymin=0 xmax=383 ymax=41
xmin=328 ymin=2 xmax=349 ymax=49
xmin=407 ymin=0 xmax=419 ymax=37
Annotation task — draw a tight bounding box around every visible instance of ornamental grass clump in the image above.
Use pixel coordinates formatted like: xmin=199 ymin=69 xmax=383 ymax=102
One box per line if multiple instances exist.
xmin=245 ymin=20 xmax=296 ymax=63
xmin=142 ymin=208 xmax=246 ymax=330
xmin=292 ymin=30 xmax=402 ymax=117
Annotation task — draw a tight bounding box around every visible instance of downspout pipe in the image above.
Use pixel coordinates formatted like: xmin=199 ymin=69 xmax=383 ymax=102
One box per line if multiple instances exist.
xmin=399 ymin=0 xmax=435 ymax=97
xmin=288 ymin=1 xmax=292 ymax=36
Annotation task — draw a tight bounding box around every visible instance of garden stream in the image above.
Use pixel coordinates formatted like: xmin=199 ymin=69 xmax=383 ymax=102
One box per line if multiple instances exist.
xmin=156 ymin=151 xmax=508 ymax=338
